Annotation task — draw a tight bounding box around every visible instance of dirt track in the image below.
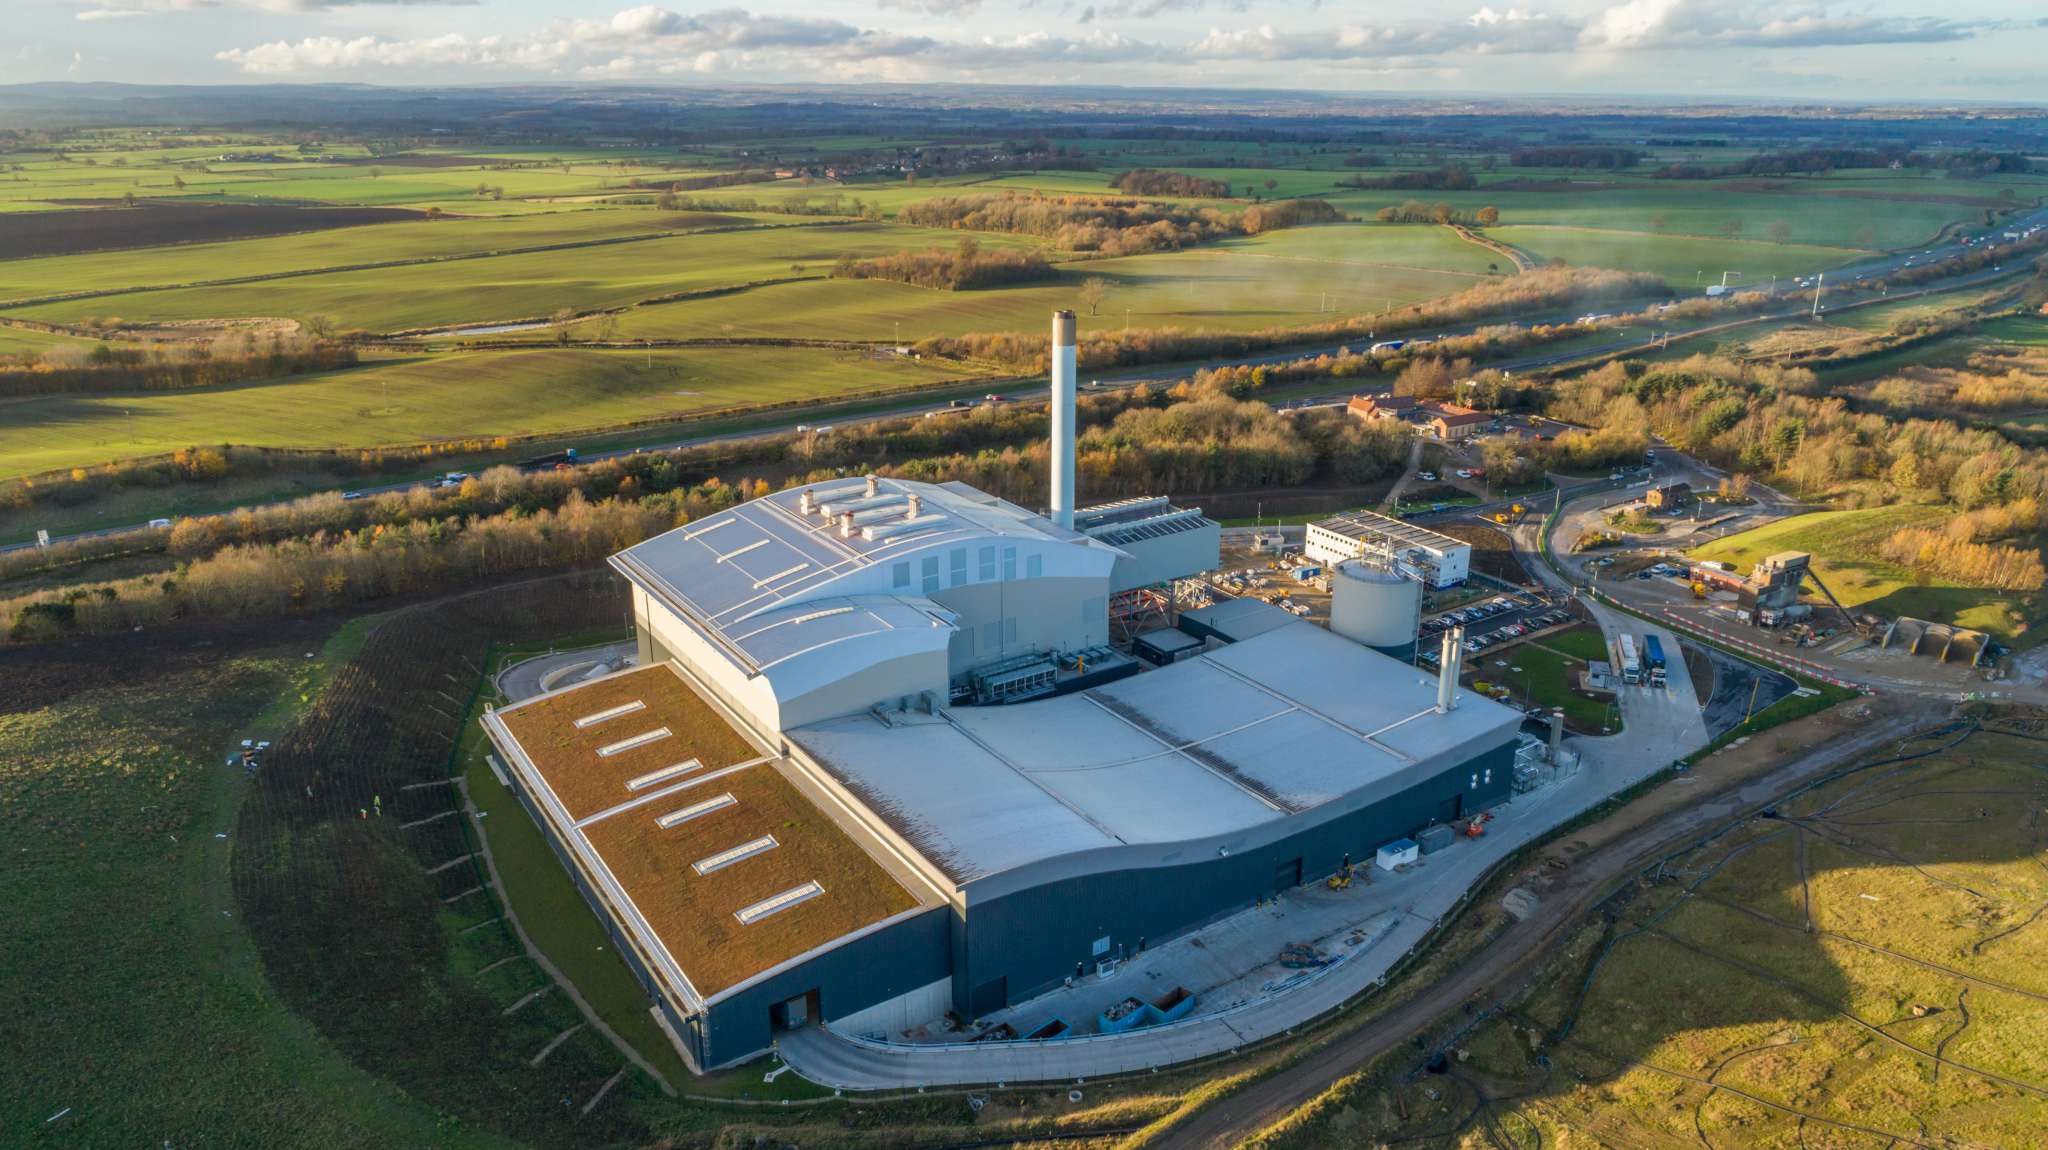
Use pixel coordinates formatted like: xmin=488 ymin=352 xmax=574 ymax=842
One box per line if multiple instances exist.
xmin=1151 ymin=702 xmax=1939 ymax=1150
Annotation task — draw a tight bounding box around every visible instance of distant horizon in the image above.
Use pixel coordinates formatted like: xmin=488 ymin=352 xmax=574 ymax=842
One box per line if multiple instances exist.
xmin=4 ymin=76 xmax=2046 ymax=116
xmin=13 ymin=2 xmax=2048 ymax=103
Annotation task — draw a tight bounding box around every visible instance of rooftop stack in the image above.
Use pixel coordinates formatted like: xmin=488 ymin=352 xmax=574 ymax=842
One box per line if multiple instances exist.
xmin=1436 ymin=626 xmax=1464 ymax=713
xmin=1050 ymin=310 xmax=1078 ymax=529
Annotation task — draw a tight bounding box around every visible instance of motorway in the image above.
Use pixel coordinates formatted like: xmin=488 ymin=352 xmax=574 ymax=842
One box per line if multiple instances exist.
xmin=8 ymin=210 xmax=2043 ymax=557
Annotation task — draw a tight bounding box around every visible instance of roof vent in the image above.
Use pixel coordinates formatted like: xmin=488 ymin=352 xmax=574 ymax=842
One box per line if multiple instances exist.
xmin=864 ymin=474 xmax=879 ymax=497
xmin=839 ymin=511 xmax=858 ymax=538
xmin=799 ymin=487 xmax=817 ymax=514
xmin=906 ymin=493 xmax=922 ymax=520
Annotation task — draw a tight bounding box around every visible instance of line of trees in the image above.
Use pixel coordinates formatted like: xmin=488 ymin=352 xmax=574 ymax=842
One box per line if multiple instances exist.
xmin=1652 ymin=148 xmax=2032 ymax=180
xmin=1107 ymin=170 xmax=1232 ymax=197
xmin=830 ymin=239 xmax=1057 ymax=290
xmin=1508 ymin=147 xmax=1642 ymax=170
xmin=0 ymin=382 xmax=1410 ymax=640
xmin=897 ymin=191 xmax=1340 ymax=256
xmin=0 ymin=334 xmax=357 ymax=398
xmin=1338 ymin=165 xmax=1477 ymax=191
xmin=1375 ymin=201 xmax=1499 ymax=226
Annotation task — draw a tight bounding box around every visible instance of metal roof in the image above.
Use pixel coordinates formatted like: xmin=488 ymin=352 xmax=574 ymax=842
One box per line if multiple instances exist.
xmin=1312 ymin=509 xmax=1469 ymax=556
xmin=612 ymin=476 xmax=1087 ymax=673
xmin=788 ymin=622 xmax=1521 ymax=886
xmin=1178 ymin=597 xmax=1301 ymax=643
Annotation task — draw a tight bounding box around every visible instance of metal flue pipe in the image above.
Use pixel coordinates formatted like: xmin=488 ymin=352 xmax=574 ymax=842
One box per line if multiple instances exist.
xmin=1050 ymin=310 xmax=1078 ymax=529
xmin=1437 ymin=626 xmax=1464 ymax=713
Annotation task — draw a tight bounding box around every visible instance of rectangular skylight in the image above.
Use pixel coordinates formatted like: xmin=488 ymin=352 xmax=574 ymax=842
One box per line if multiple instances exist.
xmin=656 ymin=793 xmax=736 ymax=829
xmin=596 ymin=727 xmax=671 ymax=757
xmin=626 ymin=758 xmax=703 ymax=791
xmin=692 ymin=835 xmax=779 ymax=875
xmin=734 ymin=881 xmax=825 ymax=925
xmin=573 ymin=700 xmax=645 ymax=729
xmin=716 ymin=539 xmax=770 ymax=563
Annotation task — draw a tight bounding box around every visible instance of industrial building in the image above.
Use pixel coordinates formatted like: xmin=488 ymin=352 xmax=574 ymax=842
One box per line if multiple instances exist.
xmin=1303 ymin=509 xmax=1472 ymax=589
xmin=481 ymin=313 xmax=1521 ymax=1073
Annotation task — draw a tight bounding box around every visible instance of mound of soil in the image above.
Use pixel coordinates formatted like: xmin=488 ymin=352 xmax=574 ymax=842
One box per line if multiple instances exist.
xmin=1436 ymin=520 xmax=1529 ymax=583
xmin=0 ymin=202 xmax=428 ymax=260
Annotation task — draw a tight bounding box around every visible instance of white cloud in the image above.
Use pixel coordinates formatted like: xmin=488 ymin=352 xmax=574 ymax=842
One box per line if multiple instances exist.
xmin=79 ymin=0 xmax=471 ymax=18
xmin=1580 ymin=1 xmax=1977 ymax=50
xmin=207 ymin=2 xmax=2003 ymax=81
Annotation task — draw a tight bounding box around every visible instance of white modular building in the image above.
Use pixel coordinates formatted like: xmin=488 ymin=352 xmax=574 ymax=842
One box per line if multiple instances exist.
xmin=1304 ymin=509 xmax=1472 ymax=588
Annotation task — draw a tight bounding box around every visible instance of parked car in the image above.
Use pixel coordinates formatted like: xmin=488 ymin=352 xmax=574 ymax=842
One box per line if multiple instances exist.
xmin=1417 ymin=471 xmax=1438 ymax=481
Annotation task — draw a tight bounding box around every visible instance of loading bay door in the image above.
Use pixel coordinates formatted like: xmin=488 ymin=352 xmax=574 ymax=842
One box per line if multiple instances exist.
xmin=1273 ymin=856 xmax=1303 ymax=892
xmin=770 ymin=988 xmax=821 ymax=1031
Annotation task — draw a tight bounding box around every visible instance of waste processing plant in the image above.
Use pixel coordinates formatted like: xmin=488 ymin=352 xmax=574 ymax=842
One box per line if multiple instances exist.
xmin=481 ymin=312 xmax=1522 ymax=1072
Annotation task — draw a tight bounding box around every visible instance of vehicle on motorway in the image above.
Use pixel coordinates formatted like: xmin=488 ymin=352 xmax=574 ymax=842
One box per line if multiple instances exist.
xmin=1417 ymin=471 xmax=1437 ymax=481
xmin=148 ymin=517 xmax=172 ymax=529
xmin=342 ymin=491 xmax=365 ymax=501
xmin=518 ymin=447 xmax=580 ymax=472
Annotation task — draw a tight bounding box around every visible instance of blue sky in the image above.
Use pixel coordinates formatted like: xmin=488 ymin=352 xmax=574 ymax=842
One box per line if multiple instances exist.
xmin=9 ymin=0 xmax=2046 ymax=101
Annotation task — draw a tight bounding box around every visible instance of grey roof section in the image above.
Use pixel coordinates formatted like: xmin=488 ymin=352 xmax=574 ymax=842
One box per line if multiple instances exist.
xmin=1178 ymin=598 xmax=1302 ymax=643
xmin=788 ymin=623 xmax=1520 ymax=886
xmin=612 ymin=476 xmax=1080 ymax=673
xmin=722 ymin=595 xmax=956 ymax=698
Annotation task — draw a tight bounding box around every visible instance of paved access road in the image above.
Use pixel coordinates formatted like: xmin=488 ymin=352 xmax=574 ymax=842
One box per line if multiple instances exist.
xmin=1148 ymin=707 xmax=1934 ymax=1150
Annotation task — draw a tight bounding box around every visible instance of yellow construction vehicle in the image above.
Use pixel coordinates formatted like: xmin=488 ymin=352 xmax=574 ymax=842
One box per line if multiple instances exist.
xmin=1690 ymin=581 xmax=1707 ymax=599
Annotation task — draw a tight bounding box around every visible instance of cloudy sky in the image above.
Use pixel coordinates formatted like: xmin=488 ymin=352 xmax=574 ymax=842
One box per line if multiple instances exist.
xmin=10 ymin=0 xmax=2046 ymax=100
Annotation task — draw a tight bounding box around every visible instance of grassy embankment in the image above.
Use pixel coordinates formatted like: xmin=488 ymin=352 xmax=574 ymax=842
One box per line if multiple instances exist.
xmin=1690 ymin=505 xmax=2045 ymax=644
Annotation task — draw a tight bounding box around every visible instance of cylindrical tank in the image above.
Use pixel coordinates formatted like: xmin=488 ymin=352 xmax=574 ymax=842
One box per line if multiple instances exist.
xmin=1329 ymin=559 xmax=1423 ymax=658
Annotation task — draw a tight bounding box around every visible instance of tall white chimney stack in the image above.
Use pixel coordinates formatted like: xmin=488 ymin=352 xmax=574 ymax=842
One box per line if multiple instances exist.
xmin=1436 ymin=626 xmax=1464 ymax=714
xmin=1049 ymin=310 xmax=1078 ymax=529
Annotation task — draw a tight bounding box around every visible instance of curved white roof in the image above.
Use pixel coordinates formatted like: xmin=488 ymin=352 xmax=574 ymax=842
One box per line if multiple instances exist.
xmin=613 ymin=476 xmax=1113 ymax=676
xmin=789 ymin=621 xmax=1521 ymax=886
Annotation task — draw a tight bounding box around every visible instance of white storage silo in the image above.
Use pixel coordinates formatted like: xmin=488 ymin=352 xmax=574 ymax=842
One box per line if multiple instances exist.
xmin=1329 ymin=559 xmax=1422 ymax=659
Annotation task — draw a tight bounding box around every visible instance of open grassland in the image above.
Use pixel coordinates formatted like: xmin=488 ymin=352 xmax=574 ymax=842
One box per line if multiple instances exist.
xmin=1330 ymin=177 xmax=2014 ymax=251
xmin=1690 ymin=506 xmax=2045 ymax=643
xmin=1249 ymin=723 xmax=2048 ymax=1150
xmin=611 ymin=234 xmax=1484 ymax=343
xmin=1490 ymin=224 xmax=1863 ymax=286
xmin=0 ymin=207 xmax=778 ymax=302
xmin=0 ymin=619 xmax=515 ymax=1149
xmin=9 ymin=220 xmax=1033 ymax=333
xmin=0 ymin=344 xmax=986 ymax=478
xmin=0 ymin=322 xmax=90 ymax=357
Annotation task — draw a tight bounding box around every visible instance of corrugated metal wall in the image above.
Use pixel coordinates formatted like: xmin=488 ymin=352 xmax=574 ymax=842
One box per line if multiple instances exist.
xmin=954 ymin=739 xmax=1516 ymax=1015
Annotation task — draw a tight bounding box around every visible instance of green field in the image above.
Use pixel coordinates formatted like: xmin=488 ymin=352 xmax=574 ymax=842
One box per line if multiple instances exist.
xmin=11 ymin=220 xmax=1038 ymax=333
xmin=0 ymin=207 xmax=784 ymax=304
xmin=1255 ymin=725 xmax=2048 ymax=1150
xmin=1690 ymin=506 xmax=2043 ymax=642
xmin=1468 ymin=628 xmax=1619 ymax=733
xmin=609 ymin=231 xmax=1484 ymax=344
xmin=0 ymin=623 xmax=512 ymax=1147
xmin=1491 ymin=224 xmax=1862 ymax=287
xmin=0 ymin=345 xmax=987 ymax=477
xmin=0 ymin=322 xmax=89 ymax=357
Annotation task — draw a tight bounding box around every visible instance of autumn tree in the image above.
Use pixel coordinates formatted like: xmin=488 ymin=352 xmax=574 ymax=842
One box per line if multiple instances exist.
xmin=1078 ymin=276 xmax=1110 ymax=317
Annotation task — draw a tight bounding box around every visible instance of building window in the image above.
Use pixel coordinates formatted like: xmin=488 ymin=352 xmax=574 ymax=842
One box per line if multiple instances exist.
xmin=949 ymin=548 xmax=968 ymax=587
xmin=1025 ymin=554 xmax=1044 ymax=579
xmin=1469 ymin=773 xmax=1478 ymax=790
xmin=922 ymin=556 xmax=940 ymax=595
xmin=892 ymin=561 xmax=910 ymax=590
xmin=978 ymin=545 xmax=996 ymax=582
xmin=1002 ymin=546 xmax=1017 ymax=581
